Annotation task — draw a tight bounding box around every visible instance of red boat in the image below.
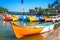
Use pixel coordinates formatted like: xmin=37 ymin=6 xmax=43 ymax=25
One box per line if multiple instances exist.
xmin=4 ymin=15 xmax=12 ymax=21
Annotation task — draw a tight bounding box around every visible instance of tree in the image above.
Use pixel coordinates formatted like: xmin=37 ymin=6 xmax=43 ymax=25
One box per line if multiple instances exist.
xmin=48 ymin=4 xmax=51 ymax=8
xmin=0 ymin=6 xmax=8 ymax=13
xmin=38 ymin=7 xmax=45 ymax=14
xmin=35 ymin=7 xmax=38 ymax=11
xmin=29 ymin=9 xmax=36 ymax=14
xmin=34 ymin=7 xmax=38 ymax=14
xmin=55 ymin=4 xmax=60 ymax=10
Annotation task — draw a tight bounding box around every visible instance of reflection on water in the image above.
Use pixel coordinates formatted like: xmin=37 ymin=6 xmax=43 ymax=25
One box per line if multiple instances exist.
xmin=0 ymin=21 xmax=16 ymax=40
xmin=0 ymin=20 xmax=50 ymax=40
xmin=18 ymin=34 xmax=44 ymax=40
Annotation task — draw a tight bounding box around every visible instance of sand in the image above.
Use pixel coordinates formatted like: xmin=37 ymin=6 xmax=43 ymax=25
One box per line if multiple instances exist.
xmin=43 ymin=26 xmax=60 ymax=40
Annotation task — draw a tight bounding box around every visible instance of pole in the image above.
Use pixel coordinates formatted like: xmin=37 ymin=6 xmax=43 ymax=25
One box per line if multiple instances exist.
xmin=21 ymin=0 xmax=24 ymax=15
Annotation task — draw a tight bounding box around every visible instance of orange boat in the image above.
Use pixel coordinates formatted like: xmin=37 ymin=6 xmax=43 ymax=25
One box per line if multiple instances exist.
xmin=12 ymin=23 xmax=44 ymax=38
xmin=44 ymin=16 xmax=51 ymax=22
xmin=4 ymin=15 xmax=12 ymax=21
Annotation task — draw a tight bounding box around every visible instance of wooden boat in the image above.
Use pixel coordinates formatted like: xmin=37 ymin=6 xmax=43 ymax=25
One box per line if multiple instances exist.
xmin=39 ymin=17 xmax=45 ymax=22
xmin=12 ymin=23 xmax=44 ymax=38
xmin=50 ymin=16 xmax=58 ymax=23
xmin=56 ymin=16 xmax=60 ymax=22
xmin=12 ymin=16 xmax=19 ymax=21
xmin=13 ymin=21 xmax=20 ymax=25
xmin=44 ymin=16 xmax=51 ymax=22
xmin=19 ymin=16 xmax=30 ymax=22
xmin=12 ymin=22 xmax=57 ymax=38
xmin=51 ymin=17 xmax=56 ymax=23
xmin=38 ymin=23 xmax=57 ymax=33
xmin=24 ymin=16 xmax=30 ymax=21
xmin=30 ymin=22 xmax=39 ymax=26
xmin=4 ymin=15 xmax=12 ymax=21
xmin=19 ymin=16 xmax=24 ymax=21
xmin=29 ymin=16 xmax=38 ymax=22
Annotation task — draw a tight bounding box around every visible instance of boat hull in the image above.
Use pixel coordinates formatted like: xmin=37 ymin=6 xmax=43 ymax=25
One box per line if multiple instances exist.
xmin=12 ymin=16 xmax=19 ymax=21
xmin=44 ymin=16 xmax=52 ymax=22
xmin=29 ymin=16 xmax=39 ymax=22
xmin=4 ymin=15 xmax=12 ymax=21
xmin=41 ymin=23 xmax=57 ymax=33
xmin=19 ymin=17 xmax=30 ymax=22
xmin=12 ymin=23 xmax=57 ymax=38
xmin=39 ymin=18 xmax=45 ymax=22
xmin=12 ymin=24 xmax=44 ymax=38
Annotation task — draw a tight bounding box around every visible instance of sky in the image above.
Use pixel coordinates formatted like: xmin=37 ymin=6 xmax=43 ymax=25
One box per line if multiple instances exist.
xmin=0 ymin=0 xmax=56 ymax=12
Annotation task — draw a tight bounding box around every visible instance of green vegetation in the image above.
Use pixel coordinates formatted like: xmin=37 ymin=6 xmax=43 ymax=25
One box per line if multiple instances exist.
xmin=0 ymin=7 xmax=8 ymax=13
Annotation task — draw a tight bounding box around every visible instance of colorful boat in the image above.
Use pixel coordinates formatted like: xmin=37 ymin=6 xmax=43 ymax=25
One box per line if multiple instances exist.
xmin=4 ymin=15 xmax=12 ymax=21
xmin=56 ymin=16 xmax=60 ymax=22
xmin=12 ymin=22 xmax=57 ymax=38
xmin=19 ymin=16 xmax=30 ymax=22
xmin=30 ymin=22 xmax=39 ymax=26
xmin=39 ymin=17 xmax=45 ymax=22
xmin=12 ymin=16 xmax=19 ymax=21
xmin=50 ymin=16 xmax=60 ymax=23
xmin=24 ymin=16 xmax=30 ymax=21
xmin=49 ymin=15 xmax=60 ymax=22
xmin=29 ymin=16 xmax=39 ymax=22
xmin=51 ymin=16 xmax=57 ymax=23
xmin=44 ymin=16 xmax=51 ymax=22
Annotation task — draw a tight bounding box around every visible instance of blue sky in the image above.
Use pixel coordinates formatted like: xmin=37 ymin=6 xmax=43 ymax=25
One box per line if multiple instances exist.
xmin=0 ymin=0 xmax=55 ymax=12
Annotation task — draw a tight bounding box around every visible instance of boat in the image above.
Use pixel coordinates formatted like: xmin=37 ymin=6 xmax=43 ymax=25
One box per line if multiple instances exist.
xmin=24 ymin=16 xmax=30 ymax=22
xmin=50 ymin=16 xmax=60 ymax=23
xmin=44 ymin=16 xmax=51 ymax=22
xmin=51 ymin=16 xmax=57 ymax=23
xmin=56 ymin=15 xmax=60 ymax=22
xmin=37 ymin=22 xmax=57 ymax=32
xmin=30 ymin=22 xmax=39 ymax=26
xmin=19 ymin=16 xmax=30 ymax=22
xmin=4 ymin=15 xmax=12 ymax=21
xmin=39 ymin=17 xmax=45 ymax=22
xmin=12 ymin=16 xmax=19 ymax=21
xmin=49 ymin=15 xmax=60 ymax=22
xmin=13 ymin=21 xmax=20 ymax=25
xmin=29 ymin=16 xmax=39 ymax=22
xmin=12 ymin=22 xmax=57 ymax=38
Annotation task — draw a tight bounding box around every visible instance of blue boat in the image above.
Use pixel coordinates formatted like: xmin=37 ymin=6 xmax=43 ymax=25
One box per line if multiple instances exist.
xmin=56 ymin=20 xmax=60 ymax=22
xmin=19 ymin=16 xmax=24 ymax=21
xmin=39 ymin=17 xmax=45 ymax=22
xmin=19 ymin=16 xmax=30 ymax=22
xmin=24 ymin=16 xmax=30 ymax=22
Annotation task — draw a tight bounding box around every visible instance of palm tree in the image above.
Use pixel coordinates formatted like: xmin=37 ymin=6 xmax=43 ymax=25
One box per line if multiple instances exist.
xmin=35 ymin=7 xmax=38 ymax=11
xmin=34 ymin=7 xmax=39 ymax=14
xmin=48 ymin=4 xmax=51 ymax=8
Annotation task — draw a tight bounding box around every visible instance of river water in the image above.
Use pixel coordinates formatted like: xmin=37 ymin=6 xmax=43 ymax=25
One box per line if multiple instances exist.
xmin=0 ymin=20 xmax=46 ymax=40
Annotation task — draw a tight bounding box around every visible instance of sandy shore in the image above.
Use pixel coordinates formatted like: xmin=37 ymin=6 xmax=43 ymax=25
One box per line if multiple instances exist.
xmin=43 ymin=26 xmax=60 ymax=40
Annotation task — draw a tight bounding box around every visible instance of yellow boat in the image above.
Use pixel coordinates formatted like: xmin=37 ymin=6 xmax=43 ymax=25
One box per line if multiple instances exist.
xmin=12 ymin=23 xmax=44 ymax=38
xmin=50 ymin=16 xmax=57 ymax=23
xmin=29 ymin=16 xmax=38 ymax=22
xmin=12 ymin=16 xmax=19 ymax=21
xmin=30 ymin=22 xmax=39 ymax=26
xmin=13 ymin=21 xmax=20 ymax=25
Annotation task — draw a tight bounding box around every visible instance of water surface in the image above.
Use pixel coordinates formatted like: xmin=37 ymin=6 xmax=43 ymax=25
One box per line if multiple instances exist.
xmin=0 ymin=20 xmax=52 ymax=40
